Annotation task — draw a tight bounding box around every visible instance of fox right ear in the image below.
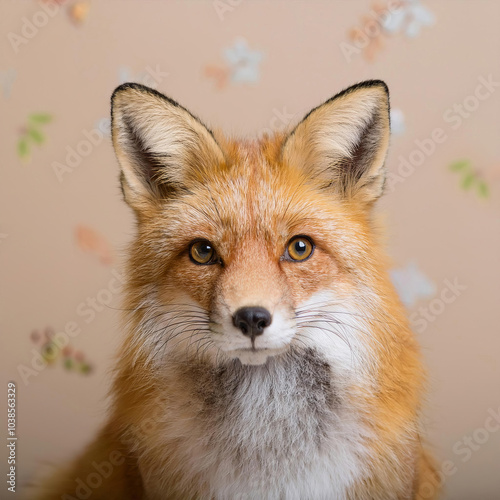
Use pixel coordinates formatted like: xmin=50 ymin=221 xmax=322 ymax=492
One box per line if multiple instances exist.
xmin=281 ymin=80 xmax=390 ymax=207
xmin=111 ymin=83 xmax=225 ymax=212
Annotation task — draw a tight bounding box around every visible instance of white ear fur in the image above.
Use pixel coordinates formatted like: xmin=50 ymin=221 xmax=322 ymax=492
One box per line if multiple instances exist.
xmin=111 ymin=83 xmax=224 ymax=210
xmin=282 ymin=80 xmax=390 ymax=205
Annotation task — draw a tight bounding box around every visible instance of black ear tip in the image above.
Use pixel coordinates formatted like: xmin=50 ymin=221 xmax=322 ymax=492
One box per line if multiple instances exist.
xmin=317 ymin=80 xmax=389 ymax=111
xmin=351 ymin=79 xmax=389 ymax=96
xmin=370 ymin=80 xmax=389 ymax=96
xmin=111 ymin=82 xmax=152 ymax=104
xmin=110 ymin=82 xmax=182 ymax=114
xmin=373 ymin=79 xmax=388 ymax=93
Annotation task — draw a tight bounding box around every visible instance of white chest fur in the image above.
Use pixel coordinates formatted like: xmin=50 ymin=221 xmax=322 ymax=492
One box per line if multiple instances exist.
xmin=140 ymin=348 xmax=372 ymax=499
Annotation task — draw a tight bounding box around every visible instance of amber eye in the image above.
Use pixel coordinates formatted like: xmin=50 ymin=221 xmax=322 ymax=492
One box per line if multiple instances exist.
xmin=189 ymin=240 xmax=217 ymax=265
xmin=286 ymin=236 xmax=314 ymax=262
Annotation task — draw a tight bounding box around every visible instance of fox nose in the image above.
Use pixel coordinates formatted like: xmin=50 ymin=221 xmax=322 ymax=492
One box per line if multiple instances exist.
xmin=233 ymin=307 xmax=272 ymax=339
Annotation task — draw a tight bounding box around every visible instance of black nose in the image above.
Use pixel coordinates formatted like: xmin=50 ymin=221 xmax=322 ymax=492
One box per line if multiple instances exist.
xmin=233 ymin=307 xmax=272 ymax=339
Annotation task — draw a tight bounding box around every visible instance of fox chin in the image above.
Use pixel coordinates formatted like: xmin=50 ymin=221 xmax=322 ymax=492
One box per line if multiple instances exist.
xmin=32 ymin=80 xmax=440 ymax=500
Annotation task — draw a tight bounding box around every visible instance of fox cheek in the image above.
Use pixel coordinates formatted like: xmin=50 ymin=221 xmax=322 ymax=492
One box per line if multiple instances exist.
xmin=280 ymin=251 xmax=341 ymax=307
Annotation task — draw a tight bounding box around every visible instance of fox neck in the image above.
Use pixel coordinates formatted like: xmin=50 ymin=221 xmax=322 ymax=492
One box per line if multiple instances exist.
xmin=174 ymin=345 xmax=338 ymax=424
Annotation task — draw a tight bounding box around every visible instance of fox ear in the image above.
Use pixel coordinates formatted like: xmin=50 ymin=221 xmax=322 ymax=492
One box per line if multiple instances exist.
xmin=111 ymin=83 xmax=224 ymax=211
xmin=282 ymin=80 xmax=390 ymax=206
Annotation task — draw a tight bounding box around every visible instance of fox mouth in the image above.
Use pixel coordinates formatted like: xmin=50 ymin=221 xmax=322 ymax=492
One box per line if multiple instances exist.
xmin=227 ymin=346 xmax=288 ymax=365
xmin=238 ymin=346 xmax=271 ymax=352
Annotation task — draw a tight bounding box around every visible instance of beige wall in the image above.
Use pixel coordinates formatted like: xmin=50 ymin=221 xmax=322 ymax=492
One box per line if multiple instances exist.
xmin=1 ymin=1 xmax=499 ymax=498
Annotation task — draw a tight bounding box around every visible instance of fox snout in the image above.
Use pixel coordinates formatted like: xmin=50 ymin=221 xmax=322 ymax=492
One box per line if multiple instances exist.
xmin=207 ymin=238 xmax=299 ymax=365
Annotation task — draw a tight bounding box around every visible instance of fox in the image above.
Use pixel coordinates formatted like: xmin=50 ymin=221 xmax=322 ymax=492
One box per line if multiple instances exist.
xmin=33 ymin=80 xmax=440 ymax=500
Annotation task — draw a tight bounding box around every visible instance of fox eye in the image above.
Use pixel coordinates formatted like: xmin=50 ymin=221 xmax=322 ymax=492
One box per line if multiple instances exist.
xmin=285 ymin=236 xmax=314 ymax=262
xmin=189 ymin=240 xmax=218 ymax=265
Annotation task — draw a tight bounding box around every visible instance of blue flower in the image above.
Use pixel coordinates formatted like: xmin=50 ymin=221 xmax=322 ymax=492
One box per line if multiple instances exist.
xmin=224 ymin=38 xmax=263 ymax=84
xmin=383 ymin=0 xmax=435 ymax=38
xmin=390 ymin=108 xmax=406 ymax=136
xmin=391 ymin=262 xmax=436 ymax=307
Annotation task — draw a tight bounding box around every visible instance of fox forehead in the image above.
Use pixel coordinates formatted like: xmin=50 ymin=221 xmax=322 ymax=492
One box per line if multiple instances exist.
xmin=153 ymin=138 xmax=363 ymax=260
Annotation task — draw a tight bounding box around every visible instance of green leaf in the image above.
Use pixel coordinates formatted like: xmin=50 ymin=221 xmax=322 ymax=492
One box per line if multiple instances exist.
xmin=29 ymin=113 xmax=52 ymax=124
xmin=64 ymin=358 xmax=74 ymax=370
xmin=450 ymin=160 xmax=470 ymax=172
xmin=80 ymin=363 xmax=92 ymax=375
xmin=17 ymin=138 xmax=29 ymax=159
xmin=461 ymin=172 xmax=475 ymax=190
xmin=42 ymin=343 xmax=60 ymax=364
xmin=477 ymin=180 xmax=489 ymax=199
xmin=28 ymin=127 xmax=45 ymax=144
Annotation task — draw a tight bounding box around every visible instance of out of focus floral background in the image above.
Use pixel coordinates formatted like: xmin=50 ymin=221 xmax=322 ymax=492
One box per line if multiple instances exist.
xmin=1 ymin=1 xmax=499 ymax=498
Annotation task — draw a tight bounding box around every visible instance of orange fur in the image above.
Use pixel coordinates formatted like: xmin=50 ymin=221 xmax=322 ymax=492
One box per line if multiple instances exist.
xmin=32 ymin=81 xmax=439 ymax=499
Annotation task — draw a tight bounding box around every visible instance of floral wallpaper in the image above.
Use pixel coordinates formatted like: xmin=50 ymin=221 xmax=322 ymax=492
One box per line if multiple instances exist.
xmin=1 ymin=1 xmax=499 ymax=498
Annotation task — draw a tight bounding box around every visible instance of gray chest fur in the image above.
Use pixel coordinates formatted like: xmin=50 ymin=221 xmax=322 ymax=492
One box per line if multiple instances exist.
xmin=180 ymin=348 xmax=359 ymax=497
xmin=143 ymin=348 xmax=370 ymax=499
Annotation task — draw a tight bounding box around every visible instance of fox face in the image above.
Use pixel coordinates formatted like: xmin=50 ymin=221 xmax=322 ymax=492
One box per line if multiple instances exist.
xmin=112 ymin=81 xmax=396 ymax=376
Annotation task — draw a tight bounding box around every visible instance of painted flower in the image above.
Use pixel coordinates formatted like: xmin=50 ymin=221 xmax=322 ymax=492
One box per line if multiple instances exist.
xmin=382 ymin=0 xmax=435 ymax=38
xmin=75 ymin=224 xmax=114 ymax=266
xmin=223 ymin=38 xmax=263 ymax=84
xmin=390 ymin=262 xmax=436 ymax=307
xmin=390 ymin=108 xmax=406 ymax=136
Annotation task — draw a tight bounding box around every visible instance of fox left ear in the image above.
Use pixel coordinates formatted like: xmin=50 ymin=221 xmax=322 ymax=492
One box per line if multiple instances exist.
xmin=282 ymin=80 xmax=390 ymax=206
xmin=111 ymin=83 xmax=225 ymax=214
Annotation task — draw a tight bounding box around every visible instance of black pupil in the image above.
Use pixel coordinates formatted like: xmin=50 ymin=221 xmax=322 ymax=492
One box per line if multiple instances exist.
xmin=294 ymin=240 xmax=307 ymax=255
xmin=198 ymin=244 xmax=212 ymax=258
